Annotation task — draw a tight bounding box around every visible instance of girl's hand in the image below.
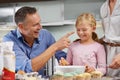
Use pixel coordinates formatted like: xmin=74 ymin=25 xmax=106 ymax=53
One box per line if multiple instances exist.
xmin=85 ymin=65 xmax=95 ymax=73
xmin=59 ymin=57 xmax=69 ymax=66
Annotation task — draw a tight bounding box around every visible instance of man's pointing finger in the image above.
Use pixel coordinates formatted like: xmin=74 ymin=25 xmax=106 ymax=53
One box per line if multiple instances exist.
xmin=64 ymin=31 xmax=74 ymax=38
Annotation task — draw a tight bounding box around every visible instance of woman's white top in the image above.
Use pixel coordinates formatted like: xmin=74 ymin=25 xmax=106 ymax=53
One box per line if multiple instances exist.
xmin=100 ymin=0 xmax=120 ymax=43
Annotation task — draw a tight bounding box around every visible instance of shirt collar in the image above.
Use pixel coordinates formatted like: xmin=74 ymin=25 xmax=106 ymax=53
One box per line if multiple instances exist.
xmin=108 ymin=0 xmax=120 ymax=5
xmin=16 ymin=28 xmax=22 ymax=39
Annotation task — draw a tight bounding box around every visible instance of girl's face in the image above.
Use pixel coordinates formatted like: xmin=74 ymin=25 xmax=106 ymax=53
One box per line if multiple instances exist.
xmin=76 ymin=22 xmax=95 ymax=43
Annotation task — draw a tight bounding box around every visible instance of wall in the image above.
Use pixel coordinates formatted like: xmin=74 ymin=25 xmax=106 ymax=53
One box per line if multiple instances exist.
xmin=0 ymin=0 xmax=63 ymax=23
xmin=64 ymin=0 xmax=105 ymax=20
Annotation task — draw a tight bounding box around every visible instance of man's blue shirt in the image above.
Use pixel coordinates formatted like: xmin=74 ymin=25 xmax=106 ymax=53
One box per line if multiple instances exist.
xmin=2 ymin=28 xmax=66 ymax=75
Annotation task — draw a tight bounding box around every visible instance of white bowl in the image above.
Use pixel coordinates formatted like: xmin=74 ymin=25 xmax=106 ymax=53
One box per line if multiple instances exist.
xmin=54 ymin=66 xmax=85 ymax=74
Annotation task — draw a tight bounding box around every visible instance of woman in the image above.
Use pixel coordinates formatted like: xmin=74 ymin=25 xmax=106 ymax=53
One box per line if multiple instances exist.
xmin=100 ymin=0 xmax=120 ymax=77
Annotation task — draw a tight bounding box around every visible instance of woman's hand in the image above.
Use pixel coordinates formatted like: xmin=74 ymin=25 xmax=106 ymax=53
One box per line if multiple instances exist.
xmin=59 ymin=57 xmax=69 ymax=66
xmin=109 ymin=54 xmax=120 ymax=69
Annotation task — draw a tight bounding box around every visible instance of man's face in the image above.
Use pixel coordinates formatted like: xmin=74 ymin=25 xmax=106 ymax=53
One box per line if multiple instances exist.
xmin=20 ymin=12 xmax=42 ymax=39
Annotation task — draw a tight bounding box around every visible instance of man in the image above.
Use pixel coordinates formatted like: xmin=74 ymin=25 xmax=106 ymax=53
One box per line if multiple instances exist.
xmin=2 ymin=6 xmax=74 ymax=76
xmin=100 ymin=0 xmax=120 ymax=77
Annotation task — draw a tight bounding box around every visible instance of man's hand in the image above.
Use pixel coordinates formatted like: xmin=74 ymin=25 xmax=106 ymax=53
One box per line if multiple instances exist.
xmin=109 ymin=54 xmax=120 ymax=69
xmin=52 ymin=32 xmax=74 ymax=51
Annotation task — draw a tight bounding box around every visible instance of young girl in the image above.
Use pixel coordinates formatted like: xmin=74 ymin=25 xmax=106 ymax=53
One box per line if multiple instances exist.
xmin=59 ymin=13 xmax=106 ymax=75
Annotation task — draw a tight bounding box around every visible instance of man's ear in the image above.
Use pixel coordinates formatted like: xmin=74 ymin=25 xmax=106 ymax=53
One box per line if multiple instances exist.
xmin=18 ymin=23 xmax=24 ymax=29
